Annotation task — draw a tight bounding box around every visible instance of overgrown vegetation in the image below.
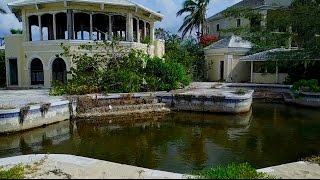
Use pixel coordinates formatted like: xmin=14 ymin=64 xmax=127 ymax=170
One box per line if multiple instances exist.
xmin=233 ymin=88 xmax=247 ymax=95
xmin=292 ymin=79 xmax=320 ymax=93
xmin=0 ymin=51 xmax=5 ymax=87
xmin=50 ymin=40 xmax=191 ymax=95
xmin=303 ymin=155 xmax=320 ymax=165
xmin=0 ymin=165 xmax=25 ymax=179
xmin=193 ymin=163 xmax=274 ymax=179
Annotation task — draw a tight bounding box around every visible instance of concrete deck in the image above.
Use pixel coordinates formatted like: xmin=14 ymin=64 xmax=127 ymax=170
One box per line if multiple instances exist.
xmin=0 ymin=90 xmax=64 ymax=109
xmin=0 ymin=154 xmax=188 ymax=179
xmin=258 ymin=161 xmax=320 ymax=179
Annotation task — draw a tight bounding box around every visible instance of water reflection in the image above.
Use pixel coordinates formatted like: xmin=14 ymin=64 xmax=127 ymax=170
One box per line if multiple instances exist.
xmin=0 ymin=103 xmax=320 ymax=174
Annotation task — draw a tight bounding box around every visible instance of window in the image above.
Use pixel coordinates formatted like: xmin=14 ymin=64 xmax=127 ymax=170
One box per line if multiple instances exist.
xmin=237 ymin=19 xmax=241 ymax=27
xmin=216 ymin=24 xmax=220 ymax=32
xmin=9 ymin=58 xmax=18 ymax=85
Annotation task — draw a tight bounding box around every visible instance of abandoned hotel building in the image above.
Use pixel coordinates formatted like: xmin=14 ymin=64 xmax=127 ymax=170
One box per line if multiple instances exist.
xmin=5 ymin=0 xmax=165 ymax=88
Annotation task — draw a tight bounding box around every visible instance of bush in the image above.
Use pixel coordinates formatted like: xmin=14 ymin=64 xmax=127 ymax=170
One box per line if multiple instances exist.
xmin=292 ymin=79 xmax=320 ymax=92
xmin=50 ymin=41 xmax=191 ymax=95
xmin=194 ymin=163 xmax=273 ymax=179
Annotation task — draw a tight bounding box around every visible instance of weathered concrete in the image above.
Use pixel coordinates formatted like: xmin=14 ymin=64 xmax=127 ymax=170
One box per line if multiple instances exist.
xmin=258 ymin=161 xmax=320 ymax=179
xmin=0 ymin=100 xmax=76 ymax=134
xmin=0 ymin=154 xmax=188 ymax=179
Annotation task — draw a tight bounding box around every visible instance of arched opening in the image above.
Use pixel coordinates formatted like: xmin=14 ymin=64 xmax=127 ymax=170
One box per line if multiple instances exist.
xmin=139 ymin=20 xmax=145 ymax=42
xmin=56 ymin=12 xmax=68 ymax=40
xmin=28 ymin=15 xmax=40 ymax=41
xmin=133 ymin=18 xmax=138 ymax=42
xmin=30 ymin=58 xmax=44 ymax=85
xmin=92 ymin=13 xmax=109 ymax=40
xmin=52 ymin=58 xmax=67 ymax=83
xmin=112 ymin=15 xmax=126 ymax=41
xmin=74 ymin=12 xmax=90 ymax=40
xmin=41 ymin=14 xmax=54 ymax=40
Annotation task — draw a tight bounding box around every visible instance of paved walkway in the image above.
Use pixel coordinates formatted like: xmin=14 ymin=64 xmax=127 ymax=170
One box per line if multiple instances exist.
xmin=0 ymin=154 xmax=187 ymax=179
xmin=258 ymin=161 xmax=320 ymax=179
xmin=0 ymin=90 xmax=64 ymax=109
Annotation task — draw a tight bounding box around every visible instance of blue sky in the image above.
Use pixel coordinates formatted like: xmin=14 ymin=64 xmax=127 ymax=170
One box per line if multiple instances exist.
xmin=0 ymin=0 xmax=241 ymax=37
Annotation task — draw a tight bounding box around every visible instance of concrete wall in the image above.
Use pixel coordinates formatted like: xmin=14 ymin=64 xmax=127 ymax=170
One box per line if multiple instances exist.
xmin=205 ymin=54 xmax=250 ymax=83
xmin=252 ymin=73 xmax=288 ymax=84
xmin=0 ymin=100 xmax=76 ymax=134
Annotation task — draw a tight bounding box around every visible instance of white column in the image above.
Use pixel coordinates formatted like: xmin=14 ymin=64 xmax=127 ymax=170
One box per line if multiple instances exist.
xmin=250 ymin=61 xmax=253 ymax=83
xmin=53 ymin=13 xmax=57 ymax=40
xmin=108 ymin=15 xmax=112 ymax=40
xmin=89 ymin=13 xmax=93 ymax=40
xmin=126 ymin=13 xmax=133 ymax=42
xmin=143 ymin=21 xmax=147 ymax=40
xmin=150 ymin=22 xmax=155 ymax=42
xmin=38 ymin=15 xmax=43 ymax=41
xmin=67 ymin=10 xmax=73 ymax=39
xmin=136 ymin=18 xmax=140 ymax=43
xmin=24 ymin=14 xmax=29 ymax=41
xmin=276 ymin=61 xmax=279 ymax=84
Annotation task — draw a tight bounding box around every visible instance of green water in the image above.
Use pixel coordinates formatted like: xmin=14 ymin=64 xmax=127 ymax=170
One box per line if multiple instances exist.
xmin=0 ymin=103 xmax=320 ymax=174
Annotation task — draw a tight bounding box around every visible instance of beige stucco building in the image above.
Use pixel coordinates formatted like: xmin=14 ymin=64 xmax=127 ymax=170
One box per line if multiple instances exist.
xmin=206 ymin=0 xmax=292 ymax=37
xmin=5 ymin=0 xmax=165 ymax=89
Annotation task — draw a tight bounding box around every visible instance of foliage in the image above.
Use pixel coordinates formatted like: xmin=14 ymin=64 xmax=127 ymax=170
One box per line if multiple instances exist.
xmin=50 ymin=40 xmax=191 ymax=95
xmin=10 ymin=28 xmax=23 ymax=34
xmin=194 ymin=163 xmax=274 ymax=179
xmin=0 ymin=165 xmax=25 ymax=179
xmin=303 ymin=154 xmax=320 ymax=165
xmin=199 ymin=35 xmax=218 ymax=47
xmin=163 ymin=31 xmax=206 ymax=81
xmin=176 ymin=0 xmax=210 ymax=39
xmin=0 ymin=52 xmax=5 ymax=87
xmin=232 ymin=88 xmax=247 ymax=95
xmin=292 ymin=79 xmax=320 ymax=93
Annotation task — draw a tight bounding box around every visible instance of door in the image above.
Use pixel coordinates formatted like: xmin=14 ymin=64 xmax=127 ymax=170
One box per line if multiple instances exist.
xmin=9 ymin=58 xmax=18 ymax=85
xmin=220 ymin=61 xmax=224 ymax=81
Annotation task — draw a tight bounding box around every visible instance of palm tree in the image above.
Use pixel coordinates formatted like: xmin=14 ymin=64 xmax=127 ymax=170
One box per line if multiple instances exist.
xmin=176 ymin=0 xmax=210 ymax=39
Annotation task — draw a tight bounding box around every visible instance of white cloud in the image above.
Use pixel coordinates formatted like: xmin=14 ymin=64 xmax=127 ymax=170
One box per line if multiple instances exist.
xmin=0 ymin=0 xmax=21 ymax=37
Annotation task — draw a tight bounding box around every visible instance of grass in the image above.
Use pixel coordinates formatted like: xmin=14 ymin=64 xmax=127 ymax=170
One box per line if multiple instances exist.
xmin=303 ymin=155 xmax=320 ymax=165
xmin=0 ymin=154 xmax=48 ymax=179
xmin=193 ymin=163 xmax=275 ymax=179
xmin=0 ymin=165 xmax=25 ymax=179
xmin=232 ymin=88 xmax=247 ymax=95
xmin=0 ymin=105 xmax=16 ymax=110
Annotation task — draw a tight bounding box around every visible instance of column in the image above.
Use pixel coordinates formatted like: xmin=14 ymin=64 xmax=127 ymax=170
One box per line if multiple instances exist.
xmin=250 ymin=61 xmax=253 ymax=83
xmin=67 ymin=10 xmax=74 ymax=40
xmin=89 ymin=13 xmax=93 ymax=40
xmin=22 ymin=10 xmax=29 ymax=41
xmin=126 ymin=13 xmax=133 ymax=42
xmin=136 ymin=18 xmax=140 ymax=43
xmin=53 ymin=13 xmax=57 ymax=40
xmin=143 ymin=21 xmax=147 ymax=40
xmin=276 ymin=61 xmax=279 ymax=83
xmin=38 ymin=15 xmax=43 ymax=41
xmin=150 ymin=22 xmax=155 ymax=42
xmin=108 ymin=15 xmax=112 ymax=40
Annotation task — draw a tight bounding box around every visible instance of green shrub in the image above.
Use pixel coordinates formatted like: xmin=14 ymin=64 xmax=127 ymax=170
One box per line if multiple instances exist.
xmin=292 ymin=79 xmax=320 ymax=92
xmin=50 ymin=41 xmax=191 ymax=95
xmin=194 ymin=163 xmax=273 ymax=179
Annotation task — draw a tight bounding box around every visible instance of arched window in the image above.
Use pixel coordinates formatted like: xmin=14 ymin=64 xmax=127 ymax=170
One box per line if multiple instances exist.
xmin=139 ymin=20 xmax=145 ymax=42
xmin=28 ymin=15 xmax=40 ymax=41
xmin=92 ymin=13 xmax=109 ymax=40
xmin=30 ymin=58 xmax=44 ymax=85
xmin=56 ymin=12 xmax=68 ymax=40
xmin=112 ymin=15 xmax=127 ymax=41
xmin=41 ymin=14 xmax=54 ymax=40
xmin=52 ymin=58 xmax=67 ymax=83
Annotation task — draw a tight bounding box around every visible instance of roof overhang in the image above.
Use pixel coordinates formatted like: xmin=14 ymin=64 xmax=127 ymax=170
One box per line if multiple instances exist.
xmin=205 ymin=47 xmax=251 ymax=55
xmin=8 ymin=0 xmax=164 ymax=21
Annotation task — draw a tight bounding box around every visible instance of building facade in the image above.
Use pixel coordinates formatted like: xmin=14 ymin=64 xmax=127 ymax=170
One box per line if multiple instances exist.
xmin=206 ymin=0 xmax=292 ymax=37
xmin=5 ymin=0 xmax=165 ymax=89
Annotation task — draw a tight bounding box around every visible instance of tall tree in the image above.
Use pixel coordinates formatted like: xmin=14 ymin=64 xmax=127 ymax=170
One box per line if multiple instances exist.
xmin=176 ymin=0 xmax=210 ymax=39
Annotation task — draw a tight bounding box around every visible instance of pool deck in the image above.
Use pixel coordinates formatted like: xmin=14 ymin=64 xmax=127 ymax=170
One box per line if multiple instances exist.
xmin=0 ymin=154 xmax=188 ymax=179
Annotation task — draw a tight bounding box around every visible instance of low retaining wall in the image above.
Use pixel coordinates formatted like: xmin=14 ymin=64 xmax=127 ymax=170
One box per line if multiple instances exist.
xmin=287 ymin=92 xmax=320 ymax=108
xmin=0 ymin=101 xmax=76 ymax=134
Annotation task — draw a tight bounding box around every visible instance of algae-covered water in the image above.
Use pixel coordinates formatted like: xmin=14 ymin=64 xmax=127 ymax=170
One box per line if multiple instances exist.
xmin=0 ymin=103 xmax=320 ymax=173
